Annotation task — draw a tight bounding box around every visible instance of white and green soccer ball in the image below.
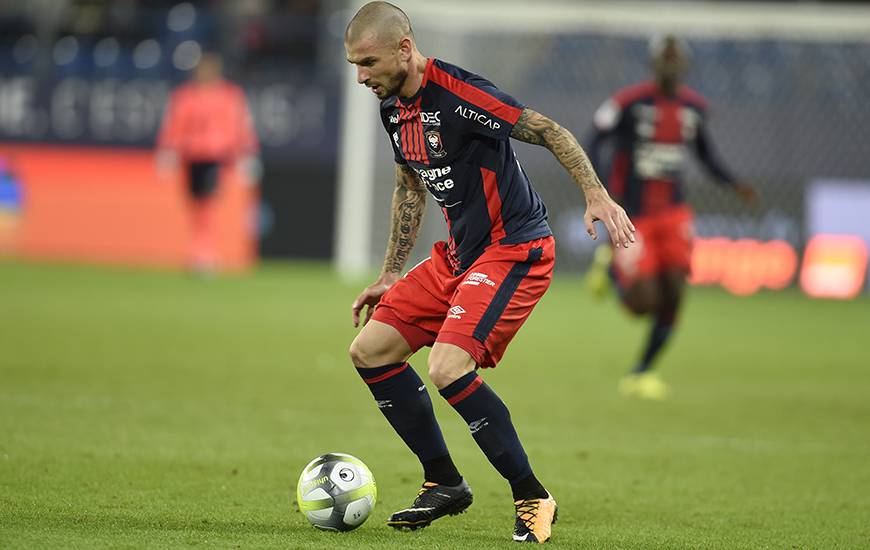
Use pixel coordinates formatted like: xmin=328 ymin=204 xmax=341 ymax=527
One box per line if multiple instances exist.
xmin=296 ymin=453 xmax=377 ymax=531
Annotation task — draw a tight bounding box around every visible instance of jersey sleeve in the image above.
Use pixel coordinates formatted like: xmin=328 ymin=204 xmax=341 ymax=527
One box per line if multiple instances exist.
xmin=457 ymin=75 xmax=525 ymax=140
xmin=694 ymin=116 xmax=736 ymax=186
xmin=380 ymin=108 xmax=406 ymax=165
xmin=157 ymin=87 xmax=185 ymax=152
xmin=388 ymin=127 xmax=406 ymax=165
xmin=428 ymin=61 xmax=524 ymax=141
xmin=592 ymin=97 xmax=622 ymax=133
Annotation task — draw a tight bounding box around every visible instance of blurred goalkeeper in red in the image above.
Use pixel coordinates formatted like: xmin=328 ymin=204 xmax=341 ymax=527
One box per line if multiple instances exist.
xmin=586 ymin=35 xmax=757 ymax=399
xmin=157 ymin=52 xmax=259 ymax=273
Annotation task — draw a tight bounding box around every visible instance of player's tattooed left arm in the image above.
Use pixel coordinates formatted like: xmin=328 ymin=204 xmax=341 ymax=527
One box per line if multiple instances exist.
xmin=512 ymin=108 xmax=636 ymax=247
xmin=510 ymin=108 xmax=604 ymax=195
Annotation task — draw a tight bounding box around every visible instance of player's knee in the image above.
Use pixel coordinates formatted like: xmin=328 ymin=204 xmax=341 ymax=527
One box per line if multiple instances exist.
xmin=427 ymin=347 xmax=475 ymax=389
xmin=624 ymin=294 xmax=658 ymax=316
xmin=348 ymin=335 xmax=377 ymax=369
xmin=426 ymin=360 xmax=455 ymax=389
xmin=349 ymin=330 xmax=410 ymax=370
xmin=623 ymin=281 xmax=661 ymax=315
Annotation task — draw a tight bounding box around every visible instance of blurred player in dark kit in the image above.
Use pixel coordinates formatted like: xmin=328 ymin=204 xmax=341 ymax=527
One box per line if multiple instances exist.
xmin=344 ymin=2 xmax=635 ymax=543
xmin=586 ymin=35 xmax=757 ymax=400
xmin=157 ymin=52 xmax=259 ymax=273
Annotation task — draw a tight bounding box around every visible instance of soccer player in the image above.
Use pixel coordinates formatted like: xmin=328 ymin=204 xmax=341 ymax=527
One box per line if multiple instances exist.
xmin=344 ymin=2 xmax=635 ymax=543
xmin=586 ymin=35 xmax=757 ymax=399
xmin=156 ymin=52 xmax=259 ymax=273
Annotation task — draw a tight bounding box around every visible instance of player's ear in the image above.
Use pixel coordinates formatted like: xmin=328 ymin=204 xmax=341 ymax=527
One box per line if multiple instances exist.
xmin=397 ymin=37 xmax=412 ymax=61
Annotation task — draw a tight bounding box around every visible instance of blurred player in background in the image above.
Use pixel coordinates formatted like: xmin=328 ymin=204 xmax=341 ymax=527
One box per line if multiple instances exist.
xmin=157 ymin=52 xmax=259 ymax=273
xmin=586 ymin=35 xmax=757 ymax=399
xmin=344 ymin=2 xmax=634 ymax=543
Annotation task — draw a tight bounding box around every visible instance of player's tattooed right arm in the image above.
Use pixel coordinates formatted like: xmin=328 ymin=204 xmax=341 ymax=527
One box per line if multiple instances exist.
xmin=510 ymin=108 xmax=605 ymax=195
xmin=382 ymin=164 xmax=427 ymax=275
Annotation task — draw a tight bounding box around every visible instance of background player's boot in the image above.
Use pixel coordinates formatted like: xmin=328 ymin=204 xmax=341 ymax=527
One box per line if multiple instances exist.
xmin=386 ymin=479 xmax=473 ymax=530
xmin=619 ymin=372 xmax=671 ymax=400
xmin=512 ymin=493 xmax=558 ymax=543
xmin=584 ymin=245 xmax=613 ymax=300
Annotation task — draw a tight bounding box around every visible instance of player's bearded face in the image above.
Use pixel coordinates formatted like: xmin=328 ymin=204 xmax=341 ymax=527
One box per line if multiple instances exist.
xmin=377 ymin=62 xmax=408 ymax=99
xmin=365 ymin=47 xmax=408 ymax=100
xmin=346 ymin=37 xmax=410 ymax=100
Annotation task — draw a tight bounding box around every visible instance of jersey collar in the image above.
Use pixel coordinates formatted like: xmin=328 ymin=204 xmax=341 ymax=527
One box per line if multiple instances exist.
xmin=398 ymin=57 xmax=434 ymax=106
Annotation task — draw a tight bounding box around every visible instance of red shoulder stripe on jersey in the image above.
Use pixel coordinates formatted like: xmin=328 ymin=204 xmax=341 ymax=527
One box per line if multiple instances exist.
xmin=480 ymin=167 xmax=506 ymax=244
xmin=612 ymin=80 xmax=658 ymax=108
xmin=421 ymin=57 xmax=434 ymax=88
xmin=428 ymin=65 xmax=522 ymax=125
xmin=677 ymin=84 xmax=709 ymax=111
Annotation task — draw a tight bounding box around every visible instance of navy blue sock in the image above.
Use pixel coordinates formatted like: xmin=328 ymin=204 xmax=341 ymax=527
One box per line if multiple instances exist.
xmin=357 ymin=363 xmax=461 ymax=485
xmin=634 ymin=308 xmax=676 ymax=373
xmin=439 ymin=372 xmax=534 ymax=485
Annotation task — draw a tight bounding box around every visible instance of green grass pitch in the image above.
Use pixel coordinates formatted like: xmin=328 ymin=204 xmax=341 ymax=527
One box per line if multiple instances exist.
xmin=1 ymin=261 xmax=868 ymax=549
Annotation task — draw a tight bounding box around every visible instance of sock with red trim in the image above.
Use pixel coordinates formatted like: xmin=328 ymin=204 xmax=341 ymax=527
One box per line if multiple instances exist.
xmin=357 ymin=363 xmax=461 ymax=485
xmin=439 ymin=371 xmax=533 ymax=484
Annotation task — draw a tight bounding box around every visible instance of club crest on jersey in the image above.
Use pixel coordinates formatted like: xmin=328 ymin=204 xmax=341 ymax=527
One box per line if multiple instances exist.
xmin=425 ymin=130 xmax=446 ymax=158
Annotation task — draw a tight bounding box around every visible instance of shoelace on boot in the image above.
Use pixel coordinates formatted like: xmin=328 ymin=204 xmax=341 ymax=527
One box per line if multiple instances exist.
xmin=515 ymin=499 xmax=541 ymax=531
xmin=412 ymin=482 xmax=445 ymax=508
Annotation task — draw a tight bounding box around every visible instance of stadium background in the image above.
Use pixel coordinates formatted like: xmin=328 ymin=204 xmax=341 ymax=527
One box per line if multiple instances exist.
xmin=1 ymin=1 xmax=869 ymax=548
xmin=0 ymin=0 xmax=868 ymax=296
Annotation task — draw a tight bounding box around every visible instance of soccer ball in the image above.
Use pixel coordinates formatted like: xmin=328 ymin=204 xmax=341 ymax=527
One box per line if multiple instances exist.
xmin=296 ymin=452 xmax=377 ymax=531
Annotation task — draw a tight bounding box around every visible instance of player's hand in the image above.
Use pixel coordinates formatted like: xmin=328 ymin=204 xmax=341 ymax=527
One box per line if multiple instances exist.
xmin=733 ymin=182 xmax=759 ymax=205
xmin=351 ymin=273 xmax=400 ymax=328
xmin=584 ymin=188 xmax=636 ymax=248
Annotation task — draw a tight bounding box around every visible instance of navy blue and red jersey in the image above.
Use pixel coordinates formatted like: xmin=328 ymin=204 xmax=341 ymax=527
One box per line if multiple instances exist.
xmin=380 ymin=58 xmax=551 ymax=275
xmin=588 ymin=80 xmax=736 ymax=217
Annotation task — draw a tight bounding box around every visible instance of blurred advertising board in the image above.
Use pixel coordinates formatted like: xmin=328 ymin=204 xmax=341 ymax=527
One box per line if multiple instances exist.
xmin=689 ymin=238 xmax=799 ymax=296
xmin=802 ymin=180 xmax=870 ymax=299
xmin=0 ymin=75 xmax=339 ymax=260
xmin=0 ymin=144 xmax=255 ymax=271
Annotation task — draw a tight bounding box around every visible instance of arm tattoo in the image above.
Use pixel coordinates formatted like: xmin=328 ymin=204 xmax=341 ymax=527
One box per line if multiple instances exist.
xmin=511 ymin=108 xmax=604 ymax=194
xmin=382 ymin=164 xmax=427 ymax=275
